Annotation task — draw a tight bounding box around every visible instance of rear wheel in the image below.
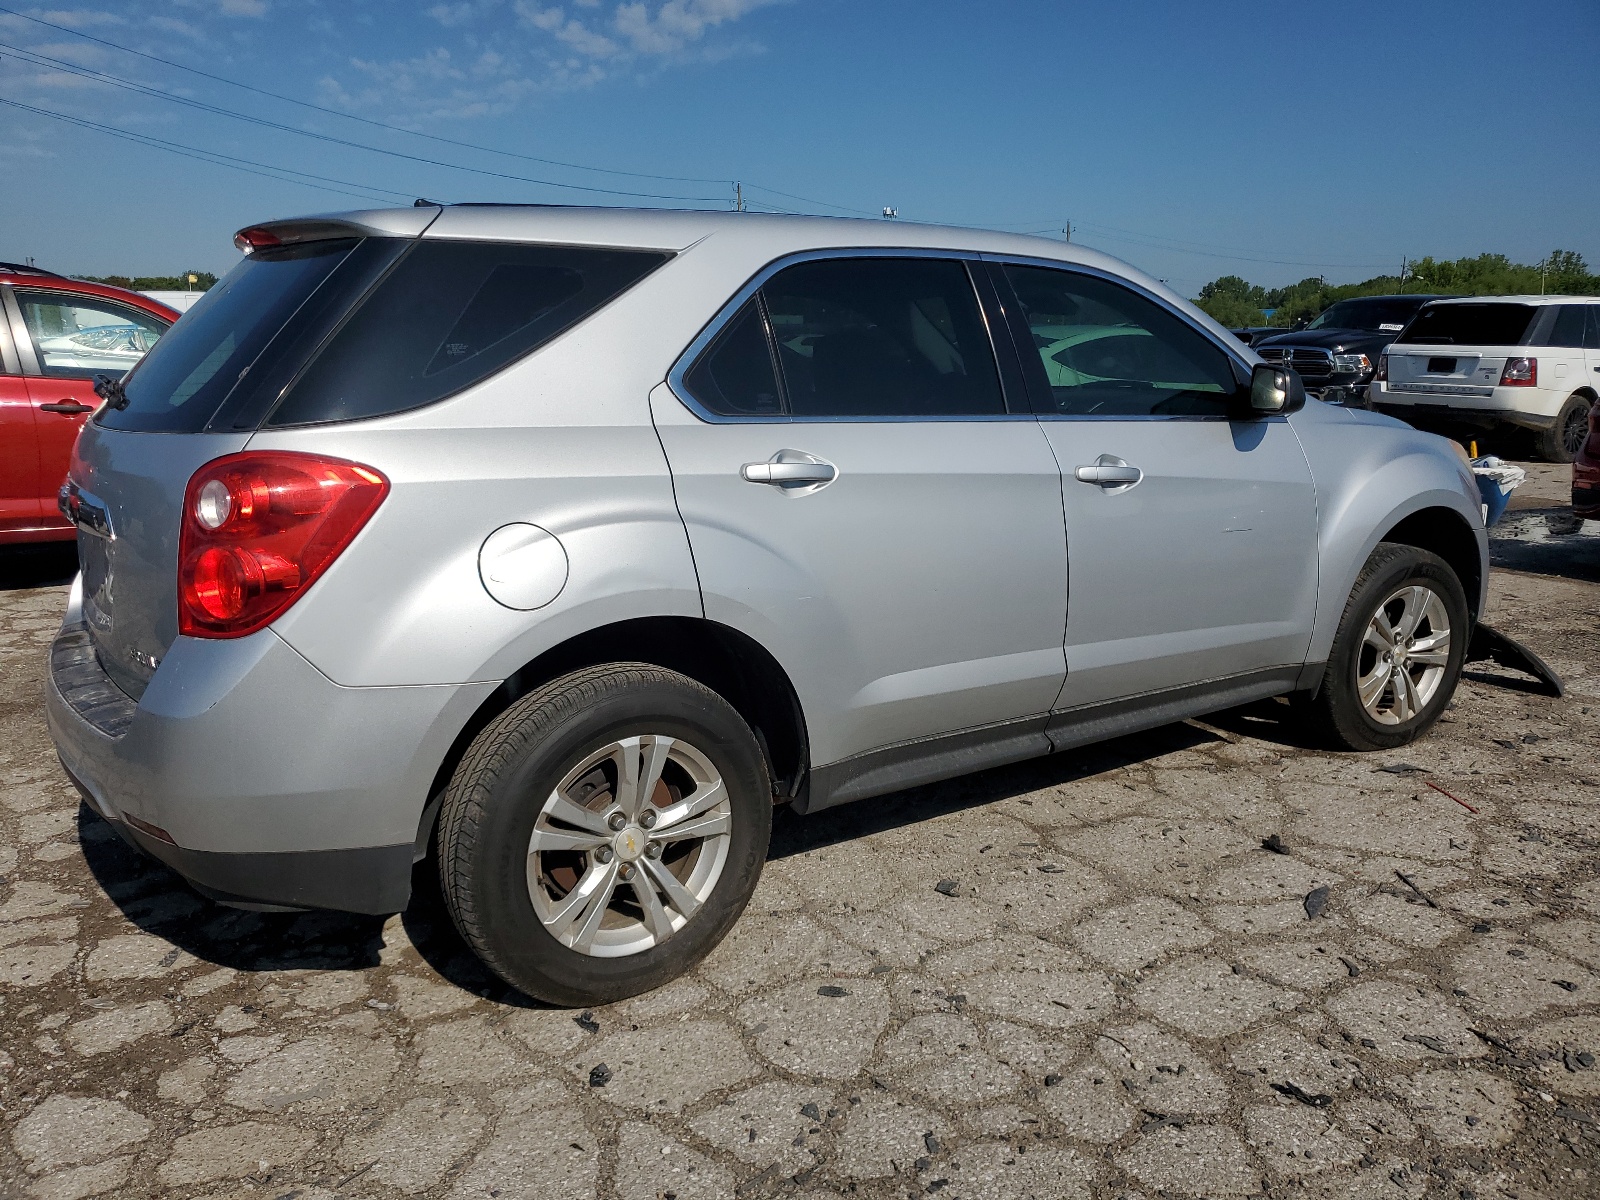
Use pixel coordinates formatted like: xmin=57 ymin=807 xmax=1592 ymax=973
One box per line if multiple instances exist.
xmin=437 ymin=664 xmax=772 ymax=1006
xmin=1534 ymin=393 xmax=1592 ymax=463
xmin=1300 ymin=543 xmax=1469 ymax=751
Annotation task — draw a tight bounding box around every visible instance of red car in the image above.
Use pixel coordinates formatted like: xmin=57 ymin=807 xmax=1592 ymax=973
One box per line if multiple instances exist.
xmin=1 ymin=263 xmax=178 ymax=544
xmin=1576 ymin=399 xmax=1600 ymax=520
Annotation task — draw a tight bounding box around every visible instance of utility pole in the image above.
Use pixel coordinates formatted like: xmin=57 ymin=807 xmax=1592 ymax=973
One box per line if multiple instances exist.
xmin=733 ymin=182 xmax=744 ymax=212
xmin=1540 ymin=256 xmax=1547 ymax=295
xmin=1399 ymin=256 xmax=1407 ymax=291
xmin=1063 ymin=221 xmax=1072 ymax=242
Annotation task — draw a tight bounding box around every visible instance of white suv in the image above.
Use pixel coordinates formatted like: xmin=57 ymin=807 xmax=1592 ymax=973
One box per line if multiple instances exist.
xmin=1369 ymin=296 xmax=1600 ymax=461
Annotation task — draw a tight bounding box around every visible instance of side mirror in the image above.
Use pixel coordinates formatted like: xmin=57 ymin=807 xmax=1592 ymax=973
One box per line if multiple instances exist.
xmin=1248 ymin=362 xmax=1306 ymax=414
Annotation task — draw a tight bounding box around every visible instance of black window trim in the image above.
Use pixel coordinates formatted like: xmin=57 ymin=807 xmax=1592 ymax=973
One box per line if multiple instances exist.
xmin=6 ymin=284 xmax=172 ymax=379
xmin=0 ymin=285 xmax=20 ymax=376
xmin=668 ymin=247 xmax=1257 ymax=425
xmin=668 ymin=247 xmax=1032 ymax=424
xmin=983 ymin=254 xmax=1259 ymax=424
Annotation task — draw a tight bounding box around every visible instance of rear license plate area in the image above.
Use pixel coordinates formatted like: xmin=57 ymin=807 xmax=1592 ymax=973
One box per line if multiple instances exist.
xmin=1428 ymin=357 xmax=1457 ymax=374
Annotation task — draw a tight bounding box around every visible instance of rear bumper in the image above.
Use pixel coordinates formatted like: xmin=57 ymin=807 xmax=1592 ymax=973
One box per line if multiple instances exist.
xmin=1368 ymin=382 xmax=1563 ymax=429
xmin=46 ymin=609 xmax=496 ymax=914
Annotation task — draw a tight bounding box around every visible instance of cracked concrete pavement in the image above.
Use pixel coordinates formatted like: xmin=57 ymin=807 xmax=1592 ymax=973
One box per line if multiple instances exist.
xmin=2 ymin=462 xmax=1597 ymax=1199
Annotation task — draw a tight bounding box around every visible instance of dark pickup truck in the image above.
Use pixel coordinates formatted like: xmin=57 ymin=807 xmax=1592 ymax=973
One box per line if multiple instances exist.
xmin=1254 ymin=295 xmax=1447 ymax=406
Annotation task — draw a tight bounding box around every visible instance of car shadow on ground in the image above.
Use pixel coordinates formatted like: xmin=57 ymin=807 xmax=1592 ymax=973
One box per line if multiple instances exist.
xmin=77 ymin=802 xmax=391 ymax=977
xmin=71 ymin=702 xmax=1316 ymax=1005
xmin=0 ymin=543 xmax=77 ymax=591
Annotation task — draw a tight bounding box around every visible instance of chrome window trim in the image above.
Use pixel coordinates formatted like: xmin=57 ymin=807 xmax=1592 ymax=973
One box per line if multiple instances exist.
xmin=664 ymin=246 xmax=1034 ymax=425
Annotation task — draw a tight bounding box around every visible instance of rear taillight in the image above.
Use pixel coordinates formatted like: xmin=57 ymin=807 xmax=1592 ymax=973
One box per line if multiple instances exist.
xmin=1375 ymin=352 xmax=1388 ymax=383
xmin=1499 ymin=357 xmax=1537 ymax=387
xmin=1587 ymin=401 xmax=1600 ymax=458
xmin=178 ymin=452 xmax=388 ymax=638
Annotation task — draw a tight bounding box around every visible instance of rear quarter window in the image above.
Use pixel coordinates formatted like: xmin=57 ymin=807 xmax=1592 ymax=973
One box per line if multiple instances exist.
xmin=1399 ymin=303 xmax=1536 ymax=347
xmin=264 ymin=240 xmax=669 ymax=426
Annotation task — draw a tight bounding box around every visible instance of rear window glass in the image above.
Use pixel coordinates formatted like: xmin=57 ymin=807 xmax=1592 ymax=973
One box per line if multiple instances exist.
xmin=265 ymin=241 xmax=668 ymax=426
xmin=1399 ymin=303 xmax=1536 ymax=346
xmin=100 ymin=239 xmax=363 ymax=433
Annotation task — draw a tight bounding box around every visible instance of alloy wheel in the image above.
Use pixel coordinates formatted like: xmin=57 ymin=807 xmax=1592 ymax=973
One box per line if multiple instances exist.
xmin=526 ymin=734 xmax=732 ymax=957
xmin=1563 ymin=402 xmax=1591 ymax=458
xmin=1355 ymin=584 xmax=1453 ymax=725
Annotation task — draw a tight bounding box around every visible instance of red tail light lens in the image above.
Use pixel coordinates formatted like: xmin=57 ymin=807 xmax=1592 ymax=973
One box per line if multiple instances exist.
xmin=178 ymin=452 xmax=388 ymax=638
xmin=1375 ymin=352 xmax=1388 ymax=382
xmin=1499 ymin=357 xmax=1537 ymax=387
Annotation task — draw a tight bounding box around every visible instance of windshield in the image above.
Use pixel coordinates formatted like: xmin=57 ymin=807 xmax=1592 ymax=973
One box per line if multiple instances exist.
xmin=1306 ymin=298 xmax=1425 ymax=332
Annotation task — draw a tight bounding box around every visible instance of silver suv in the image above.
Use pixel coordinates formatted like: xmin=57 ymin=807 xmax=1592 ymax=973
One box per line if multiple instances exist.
xmin=47 ymin=206 xmax=1487 ymax=1005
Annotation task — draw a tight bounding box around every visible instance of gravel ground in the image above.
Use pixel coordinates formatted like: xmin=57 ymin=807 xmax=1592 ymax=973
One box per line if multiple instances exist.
xmin=1 ymin=463 xmax=1597 ymax=1200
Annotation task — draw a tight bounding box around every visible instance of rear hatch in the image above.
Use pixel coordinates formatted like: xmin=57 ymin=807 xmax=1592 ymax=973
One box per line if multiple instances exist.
xmin=69 ymin=224 xmax=414 ymax=699
xmin=1386 ymin=302 xmax=1537 ymax=398
xmin=66 ymin=209 xmax=673 ymax=699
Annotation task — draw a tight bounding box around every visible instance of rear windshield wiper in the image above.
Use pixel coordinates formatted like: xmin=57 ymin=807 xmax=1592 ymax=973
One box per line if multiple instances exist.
xmin=92 ymin=373 xmax=129 ymax=410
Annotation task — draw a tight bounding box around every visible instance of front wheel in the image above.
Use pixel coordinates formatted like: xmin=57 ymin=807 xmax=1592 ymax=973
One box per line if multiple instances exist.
xmin=1300 ymin=543 xmax=1469 ymax=751
xmin=437 ymin=664 xmax=772 ymax=1006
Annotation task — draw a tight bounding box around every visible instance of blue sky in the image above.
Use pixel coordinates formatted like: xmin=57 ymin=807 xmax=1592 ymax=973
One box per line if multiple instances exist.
xmin=2 ymin=0 xmax=1597 ymax=297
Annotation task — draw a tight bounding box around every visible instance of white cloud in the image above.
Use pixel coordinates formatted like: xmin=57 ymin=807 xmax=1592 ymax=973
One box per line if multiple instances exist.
xmin=218 ymin=0 xmax=268 ymax=16
xmin=427 ymin=2 xmax=476 ymax=26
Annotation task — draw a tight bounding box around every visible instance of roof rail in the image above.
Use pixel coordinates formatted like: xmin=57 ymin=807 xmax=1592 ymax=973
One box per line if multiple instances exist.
xmin=0 ymin=261 xmax=63 ymax=277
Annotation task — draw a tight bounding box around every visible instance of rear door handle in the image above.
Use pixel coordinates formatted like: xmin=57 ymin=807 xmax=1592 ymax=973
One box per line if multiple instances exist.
xmin=741 ymin=462 xmax=836 ymax=484
xmin=1074 ymin=455 xmax=1142 ymax=489
xmin=40 ymin=401 xmax=95 ymax=415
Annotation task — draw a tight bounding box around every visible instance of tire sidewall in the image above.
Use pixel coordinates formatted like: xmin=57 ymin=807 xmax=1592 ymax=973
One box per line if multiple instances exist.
xmin=461 ymin=673 xmax=770 ymax=1005
xmin=1326 ymin=548 xmax=1469 ymax=750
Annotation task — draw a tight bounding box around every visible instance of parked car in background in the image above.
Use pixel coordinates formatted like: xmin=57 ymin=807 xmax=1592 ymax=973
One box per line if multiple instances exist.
xmin=47 ymin=206 xmax=1486 ymax=1005
xmin=1371 ymin=297 xmax=1600 ymax=462
xmin=1255 ymin=295 xmax=1445 ymax=406
xmin=1229 ymin=326 xmax=1279 ymax=347
xmin=1 ymin=263 xmax=176 ymax=544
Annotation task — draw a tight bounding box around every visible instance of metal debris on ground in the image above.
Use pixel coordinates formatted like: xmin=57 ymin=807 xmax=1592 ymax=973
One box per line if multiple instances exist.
xmin=1304 ymin=885 xmax=1331 ymax=919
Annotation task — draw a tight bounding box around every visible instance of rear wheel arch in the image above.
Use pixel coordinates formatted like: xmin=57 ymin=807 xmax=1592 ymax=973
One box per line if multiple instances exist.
xmin=419 ymin=617 xmax=808 ymax=850
xmin=1378 ymin=506 xmax=1484 ymax=622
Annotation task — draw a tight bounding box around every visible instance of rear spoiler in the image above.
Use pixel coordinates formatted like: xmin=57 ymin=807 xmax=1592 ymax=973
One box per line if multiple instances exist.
xmin=234 ymin=206 xmax=441 ymax=254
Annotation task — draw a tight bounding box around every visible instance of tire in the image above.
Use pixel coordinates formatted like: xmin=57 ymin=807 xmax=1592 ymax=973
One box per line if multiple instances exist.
xmin=1300 ymin=543 xmax=1469 ymax=752
xmin=1534 ymin=393 xmax=1592 ymax=463
xmin=437 ymin=663 xmax=772 ymax=1006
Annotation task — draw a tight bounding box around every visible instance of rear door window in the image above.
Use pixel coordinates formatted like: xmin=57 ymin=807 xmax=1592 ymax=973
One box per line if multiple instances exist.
xmin=1587 ymin=305 xmax=1600 ymax=350
xmin=1002 ymin=265 xmax=1237 ymax=417
xmin=761 ymin=258 xmax=1004 ymax=418
xmin=1400 ymin=303 xmax=1537 ymax=346
xmin=682 ymin=299 xmax=783 ymax=416
xmin=15 ymin=291 xmax=168 ymax=380
xmin=265 ymin=241 xmax=668 ymax=426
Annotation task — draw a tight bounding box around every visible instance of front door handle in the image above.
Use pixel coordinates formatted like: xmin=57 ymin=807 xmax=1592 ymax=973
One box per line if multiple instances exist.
xmin=1074 ymin=455 xmax=1142 ymax=489
xmin=40 ymin=401 xmax=95 ymax=415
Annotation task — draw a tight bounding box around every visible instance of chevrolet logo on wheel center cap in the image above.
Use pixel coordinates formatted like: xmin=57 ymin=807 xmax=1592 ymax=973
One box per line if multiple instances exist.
xmin=613 ymin=828 xmax=647 ymax=862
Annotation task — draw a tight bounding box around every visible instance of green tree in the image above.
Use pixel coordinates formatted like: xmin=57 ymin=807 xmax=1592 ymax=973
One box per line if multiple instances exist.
xmin=1196 ymin=275 xmax=1267 ymax=327
xmin=1195 ymin=249 xmax=1599 ymax=325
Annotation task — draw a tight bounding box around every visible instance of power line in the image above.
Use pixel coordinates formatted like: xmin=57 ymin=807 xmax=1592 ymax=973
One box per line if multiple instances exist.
xmin=0 ymin=95 xmax=412 ymax=205
xmin=0 ymin=3 xmax=733 ymax=188
xmin=0 ymin=40 xmax=733 ymax=204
